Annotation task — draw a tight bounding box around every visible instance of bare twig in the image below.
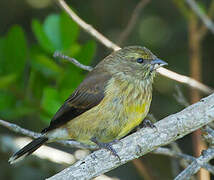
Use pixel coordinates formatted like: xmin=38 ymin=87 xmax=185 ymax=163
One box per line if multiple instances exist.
xmin=170 ymin=143 xmax=186 ymax=177
xmin=53 ymin=51 xmax=214 ymax=95
xmin=55 ymin=0 xmax=213 ymax=95
xmin=170 ymin=142 xmax=190 ymax=169
xmin=0 ymin=119 xmax=96 ymax=150
xmin=0 ymin=119 xmax=41 ymax=138
xmin=173 ymin=85 xmax=190 ymax=107
xmin=56 ymin=0 xmax=120 ymax=51
xmin=2 ymin=120 xmax=214 ymax=174
xmin=157 ymin=67 xmax=213 ymax=94
xmin=2 ymin=118 xmax=213 ymax=173
xmin=54 ymin=52 xmax=93 ymax=71
xmin=202 ymin=125 xmax=214 ymax=145
xmin=152 ymin=147 xmax=214 ymax=174
xmin=186 ymin=0 xmax=214 ymax=34
xmin=199 ymin=0 xmax=214 ymax=37
xmin=47 ymin=92 xmax=214 ymax=180
xmin=1 ymin=136 xmax=76 ymax=164
xmin=118 ymin=0 xmax=150 ymax=45
xmin=2 ymin=112 xmax=214 ymax=177
xmin=174 ymin=148 xmax=214 ymax=180
xmin=0 ymin=135 xmax=116 ymax=180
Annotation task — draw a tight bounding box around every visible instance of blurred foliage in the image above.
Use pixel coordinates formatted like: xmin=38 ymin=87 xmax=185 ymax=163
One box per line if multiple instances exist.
xmin=1 ymin=0 xmax=214 ymax=179
xmin=0 ymin=12 xmax=96 ymax=124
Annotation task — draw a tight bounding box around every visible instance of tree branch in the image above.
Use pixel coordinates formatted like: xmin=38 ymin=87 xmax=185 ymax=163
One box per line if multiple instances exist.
xmin=1 ymin=136 xmax=76 ymax=164
xmin=0 ymin=119 xmax=96 ymax=150
xmin=0 ymin=95 xmax=214 ymax=177
xmin=174 ymin=148 xmax=214 ymax=180
xmin=186 ymin=0 xmax=214 ymax=34
xmin=54 ymin=52 xmax=93 ymax=71
xmin=54 ymin=0 xmax=214 ymax=95
xmin=5 ymin=117 xmax=214 ymax=173
xmin=47 ymin=93 xmax=214 ymax=180
xmin=0 ymin=119 xmax=41 ymax=138
xmin=153 ymin=147 xmax=214 ymax=175
xmin=53 ymin=51 xmax=214 ymax=95
xmin=1 ymin=120 xmax=214 ymax=176
xmin=199 ymin=0 xmax=214 ymax=37
xmin=56 ymin=0 xmax=120 ymax=51
xmin=156 ymin=67 xmax=213 ymax=95
xmin=202 ymin=125 xmax=214 ymax=145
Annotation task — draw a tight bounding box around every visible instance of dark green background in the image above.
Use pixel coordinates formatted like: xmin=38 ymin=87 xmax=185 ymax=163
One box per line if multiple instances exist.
xmin=0 ymin=0 xmax=213 ymax=179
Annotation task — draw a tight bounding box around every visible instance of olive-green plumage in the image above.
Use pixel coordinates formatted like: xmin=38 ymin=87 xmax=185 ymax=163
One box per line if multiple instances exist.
xmin=9 ymin=46 xmax=167 ymax=163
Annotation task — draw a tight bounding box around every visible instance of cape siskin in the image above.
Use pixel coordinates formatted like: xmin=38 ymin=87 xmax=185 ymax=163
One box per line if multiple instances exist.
xmin=9 ymin=46 xmax=167 ymax=163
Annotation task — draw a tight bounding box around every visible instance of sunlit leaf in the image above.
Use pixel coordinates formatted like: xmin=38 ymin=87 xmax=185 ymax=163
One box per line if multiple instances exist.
xmin=41 ymin=87 xmax=62 ymax=119
xmin=43 ymin=14 xmax=62 ymax=50
xmin=60 ymin=13 xmax=79 ymax=50
xmin=32 ymin=19 xmax=55 ymax=53
xmin=30 ymin=45 xmax=63 ymax=78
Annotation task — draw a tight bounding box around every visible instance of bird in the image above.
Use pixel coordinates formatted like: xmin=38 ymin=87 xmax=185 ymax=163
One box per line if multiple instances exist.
xmin=9 ymin=46 xmax=167 ymax=164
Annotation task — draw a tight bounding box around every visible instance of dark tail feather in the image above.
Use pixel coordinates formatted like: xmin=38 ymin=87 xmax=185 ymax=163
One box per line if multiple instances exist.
xmin=9 ymin=137 xmax=48 ymax=164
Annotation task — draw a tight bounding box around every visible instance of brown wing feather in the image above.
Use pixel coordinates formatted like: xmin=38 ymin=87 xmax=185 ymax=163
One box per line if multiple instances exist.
xmin=41 ymin=69 xmax=111 ymax=133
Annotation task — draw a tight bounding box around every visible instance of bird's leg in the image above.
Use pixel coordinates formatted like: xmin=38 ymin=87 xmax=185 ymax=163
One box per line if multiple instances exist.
xmin=90 ymin=137 xmax=120 ymax=160
xmin=142 ymin=119 xmax=156 ymax=129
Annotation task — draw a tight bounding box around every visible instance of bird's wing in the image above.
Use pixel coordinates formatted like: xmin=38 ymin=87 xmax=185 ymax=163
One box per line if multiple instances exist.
xmin=42 ymin=69 xmax=111 ymax=133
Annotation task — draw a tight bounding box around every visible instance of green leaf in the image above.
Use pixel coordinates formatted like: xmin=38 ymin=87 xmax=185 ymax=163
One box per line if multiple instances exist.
xmin=32 ymin=19 xmax=55 ymax=53
xmin=0 ymin=37 xmax=5 ymax=74
xmin=32 ymin=13 xmax=80 ymax=54
xmin=61 ymin=43 xmax=82 ymax=58
xmin=30 ymin=45 xmax=63 ymax=78
xmin=56 ymin=41 xmax=95 ymax=94
xmin=57 ymin=65 xmax=84 ymax=92
xmin=60 ymin=13 xmax=79 ymax=50
xmin=43 ymin=14 xmax=62 ymax=50
xmin=0 ymin=91 xmax=26 ymax=119
xmin=12 ymin=105 xmax=36 ymax=118
xmin=42 ymin=13 xmax=79 ymax=51
xmin=76 ymin=40 xmax=96 ymax=65
xmin=1 ymin=26 xmax=27 ymax=75
xmin=28 ymin=70 xmax=49 ymax=99
xmin=58 ymin=88 xmax=74 ymax=102
xmin=41 ymin=87 xmax=62 ymax=118
xmin=0 ymin=91 xmax=16 ymax=110
xmin=40 ymin=113 xmax=52 ymax=124
xmin=0 ymin=74 xmax=17 ymax=89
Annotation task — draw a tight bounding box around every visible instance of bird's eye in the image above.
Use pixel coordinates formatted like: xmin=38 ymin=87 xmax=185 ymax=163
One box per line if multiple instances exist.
xmin=137 ymin=58 xmax=144 ymax=64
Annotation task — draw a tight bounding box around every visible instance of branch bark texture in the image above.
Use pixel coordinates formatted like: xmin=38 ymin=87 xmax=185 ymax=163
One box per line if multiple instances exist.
xmin=47 ymin=93 xmax=214 ymax=180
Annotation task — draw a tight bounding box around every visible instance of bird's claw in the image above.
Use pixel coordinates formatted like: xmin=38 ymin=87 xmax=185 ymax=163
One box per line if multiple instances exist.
xmin=142 ymin=119 xmax=157 ymax=130
xmin=91 ymin=137 xmax=121 ymax=160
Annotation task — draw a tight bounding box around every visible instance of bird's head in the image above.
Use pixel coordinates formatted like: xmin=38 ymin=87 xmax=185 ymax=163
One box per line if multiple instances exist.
xmin=102 ymin=46 xmax=168 ymax=81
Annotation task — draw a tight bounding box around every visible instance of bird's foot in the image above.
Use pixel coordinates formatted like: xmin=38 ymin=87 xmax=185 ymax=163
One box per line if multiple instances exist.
xmin=142 ymin=119 xmax=156 ymax=129
xmin=91 ymin=137 xmax=121 ymax=160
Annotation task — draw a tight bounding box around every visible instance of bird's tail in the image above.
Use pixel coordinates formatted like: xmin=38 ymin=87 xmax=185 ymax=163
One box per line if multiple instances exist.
xmin=8 ymin=137 xmax=48 ymax=164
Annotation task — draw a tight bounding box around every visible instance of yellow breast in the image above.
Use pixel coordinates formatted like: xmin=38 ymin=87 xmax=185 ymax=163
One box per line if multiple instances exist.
xmin=105 ymin=76 xmax=152 ymax=139
xmin=65 ymin=75 xmax=153 ymax=144
xmin=117 ymin=99 xmax=151 ymax=139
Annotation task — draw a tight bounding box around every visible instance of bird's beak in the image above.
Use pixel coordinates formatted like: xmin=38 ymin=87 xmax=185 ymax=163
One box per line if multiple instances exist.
xmin=150 ymin=58 xmax=168 ymax=71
